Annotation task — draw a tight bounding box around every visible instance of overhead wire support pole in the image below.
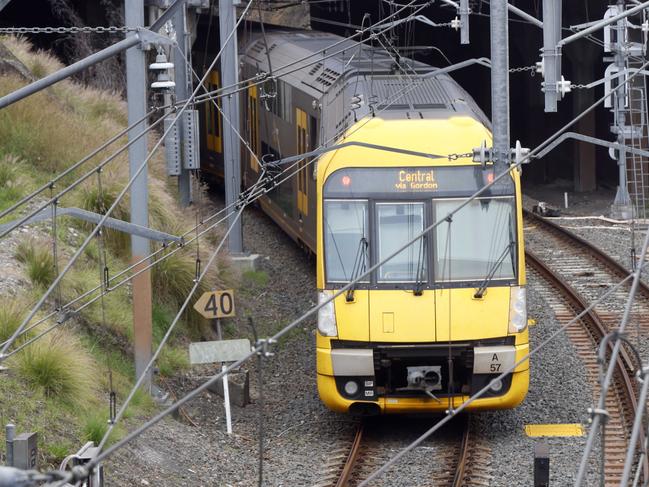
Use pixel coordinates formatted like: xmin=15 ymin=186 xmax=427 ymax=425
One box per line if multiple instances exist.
xmin=125 ymin=0 xmax=153 ymax=391
xmin=219 ymin=0 xmax=244 ymax=253
xmin=459 ymin=0 xmax=470 ymax=44
xmin=542 ymin=0 xmax=562 ymax=112
xmin=490 ymin=0 xmax=511 ymax=178
xmin=172 ymin=5 xmax=192 ymax=207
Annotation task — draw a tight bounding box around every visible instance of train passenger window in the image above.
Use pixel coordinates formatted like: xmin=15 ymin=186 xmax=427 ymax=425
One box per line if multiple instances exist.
xmin=376 ymin=203 xmax=426 ymax=283
xmin=434 ymin=197 xmax=516 ymax=282
xmin=324 ymin=200 xmax=369 ymax=283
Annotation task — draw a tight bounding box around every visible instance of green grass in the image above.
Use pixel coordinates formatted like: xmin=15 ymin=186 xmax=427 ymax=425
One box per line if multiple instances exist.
xmin=242 ymin=269 xmax=269 ymax=288
xmin=0 ymin=298 xmax=25 ymax=343
xmin=82 ymin=411 xmax=109 ymax=444
xmin=152 ymin=249 xmax=213 ymax=337
xmin=158 ymin=346 xmax=189 ymax=377
xmin=15 ymin=332 xmax=97 ymax=406
xmin=153 ymin=303 xmax=175 ymax=343
xmin=14 ymin=240 xmax=56 ymax=288
xmin=44 ymin=441 xmax=74 ymax=463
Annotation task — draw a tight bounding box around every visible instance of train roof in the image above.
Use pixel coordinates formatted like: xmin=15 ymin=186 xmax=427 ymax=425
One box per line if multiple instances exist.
xmin=242 ymin=30 xmax=490 ymax=143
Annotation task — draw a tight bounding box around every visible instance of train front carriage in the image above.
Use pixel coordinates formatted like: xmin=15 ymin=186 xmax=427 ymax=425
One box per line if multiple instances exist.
xmin=315 ymin=118 xmax=529 ymax=415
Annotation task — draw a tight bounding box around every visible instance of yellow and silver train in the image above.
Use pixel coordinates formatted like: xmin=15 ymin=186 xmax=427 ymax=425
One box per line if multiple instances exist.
xmin=200 ymin=30 xmax=529 ymax=414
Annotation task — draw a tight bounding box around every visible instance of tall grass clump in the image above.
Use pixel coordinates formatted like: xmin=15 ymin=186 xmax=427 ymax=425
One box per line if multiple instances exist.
xmin=152 ymin=249 xmax=215 ymax=336
xmin=0 ymin=298 xmax=24 ymax=343
xmin=78 ymin=183 xmax=130 ymax=253
xmin=0 ymin=154 xmax=26 ymax=212
xmin=16 ymin=332 xmax=97 ymax=406
xmin=14 ymin=240 xmax=56 ymax=288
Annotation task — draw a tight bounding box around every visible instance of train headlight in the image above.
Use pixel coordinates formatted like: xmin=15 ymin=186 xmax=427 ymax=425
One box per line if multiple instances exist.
xmin=508 ymin=286 xmax=527 ymax=333
xmin=317 ymin=290 xmax=338 ymax=337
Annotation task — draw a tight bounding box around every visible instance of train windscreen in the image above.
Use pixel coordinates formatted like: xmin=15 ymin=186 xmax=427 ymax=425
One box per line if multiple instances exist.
xmin=323 ymin=200 xmax=369 ymax=283
xmin=434 ymin=197 xmax=516 ymax=282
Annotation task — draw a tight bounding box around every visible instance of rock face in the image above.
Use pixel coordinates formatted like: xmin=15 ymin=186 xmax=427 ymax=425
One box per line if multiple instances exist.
xmin=0 ymin=41 xmax=35 ymax=81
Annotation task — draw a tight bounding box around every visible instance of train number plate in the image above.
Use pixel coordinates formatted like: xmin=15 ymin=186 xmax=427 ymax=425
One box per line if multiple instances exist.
xmin=473 ymin=346 xmax=516 ymax=374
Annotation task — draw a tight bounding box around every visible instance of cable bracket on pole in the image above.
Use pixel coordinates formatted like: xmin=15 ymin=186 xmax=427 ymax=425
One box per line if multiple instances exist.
xmin=256 ymin=338 xmax=276 ymax=358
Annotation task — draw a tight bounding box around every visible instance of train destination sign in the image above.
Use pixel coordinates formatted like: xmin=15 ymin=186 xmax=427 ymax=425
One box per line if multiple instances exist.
xmin=324 ymin=166 xmax=513 ymax=197
xmin=194 ymin=289 xmax=236 ymax=319
xmin=394 ymin=169 xmax=439 ymax=191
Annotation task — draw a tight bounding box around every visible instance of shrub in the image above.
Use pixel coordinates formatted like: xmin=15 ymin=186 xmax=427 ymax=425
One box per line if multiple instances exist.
xmin=15 ymin=240 xmax=56 ymax=288
xmin=15 ymin=332 xmax=97 ymax=406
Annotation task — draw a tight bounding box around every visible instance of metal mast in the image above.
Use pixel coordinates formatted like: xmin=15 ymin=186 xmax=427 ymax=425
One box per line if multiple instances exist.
xmin=219 ymin=0 xmax=243 ymax=253
xmin=125 ymin=0 xmax=153 ymax=389
xmin=490 ymin=0 xmax=511 ymax=176
xmin=173 ymin=6 xmax=193 ymax=207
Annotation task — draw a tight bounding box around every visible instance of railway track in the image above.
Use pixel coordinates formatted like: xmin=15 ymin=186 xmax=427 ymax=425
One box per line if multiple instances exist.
xmin=524 ymin=210 xmax=649 ymax=484
xmin=315 ymin=417 xmax=491 ymax=487
xmin=524 ymin=210 xmax=649 ymax=340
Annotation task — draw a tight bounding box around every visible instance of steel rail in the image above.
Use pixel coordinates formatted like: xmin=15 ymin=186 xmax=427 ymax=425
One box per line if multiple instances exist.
xmin=334 ymin=424 xmax=364 ymax=487
xmin=451 ymin=417 xmax=472 ymax=487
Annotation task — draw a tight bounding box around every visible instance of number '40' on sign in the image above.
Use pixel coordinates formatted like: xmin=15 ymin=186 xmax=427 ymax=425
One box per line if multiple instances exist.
xmin=193 ymin=290 xmax=236 ymax=319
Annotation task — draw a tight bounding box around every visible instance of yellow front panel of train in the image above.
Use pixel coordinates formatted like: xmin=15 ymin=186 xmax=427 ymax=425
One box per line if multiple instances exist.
xmin=435 ymin=286 xmax=510 ymax=341
xmin=369 ymin=290 xmax=435 ymax=342
xmin=335 ymin=290 xmax=369 ymax=342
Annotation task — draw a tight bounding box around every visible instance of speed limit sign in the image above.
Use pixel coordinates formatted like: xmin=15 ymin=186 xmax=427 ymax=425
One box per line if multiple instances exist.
xmin=193 ymin=289 xmax=236 ymax=319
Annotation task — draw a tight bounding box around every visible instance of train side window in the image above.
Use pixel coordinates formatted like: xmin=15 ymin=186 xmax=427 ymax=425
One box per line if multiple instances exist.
xmin=248 ymin=84 xmax=259 ymax=171
xmin=324 ymin=200 xmax=369 ymax=283
xmin=205 ymin=71 xmax=222 ymax=153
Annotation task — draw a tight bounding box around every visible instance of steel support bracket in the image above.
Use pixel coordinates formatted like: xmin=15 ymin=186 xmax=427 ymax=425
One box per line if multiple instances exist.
xmin=472 ymin=141 xmax=493 ymax=167
xmin=136 ymin=28 xmax=177 ymax=50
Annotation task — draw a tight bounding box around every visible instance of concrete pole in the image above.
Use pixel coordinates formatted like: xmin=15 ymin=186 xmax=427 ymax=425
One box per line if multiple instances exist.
xmin=173 ymin=6 xmax=192 ymax=208
xmin=125 ymin=0 xmax=153 ymax=390
xmin=612 ymin=0 xmax=633 ymax=218
xmin=219 ymin=0 xmax=243 ymax=253
xmin=490 ymin=0 xmax=511 ymax=176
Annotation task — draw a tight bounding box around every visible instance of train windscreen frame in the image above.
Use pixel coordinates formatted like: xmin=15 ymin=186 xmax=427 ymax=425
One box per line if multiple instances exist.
xmin=322 ymin=166 xmax=518 ymax=288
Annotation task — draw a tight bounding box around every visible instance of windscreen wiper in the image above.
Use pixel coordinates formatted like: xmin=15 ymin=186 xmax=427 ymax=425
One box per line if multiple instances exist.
xmin=346 ymin=237 xmax=368 ymax=302
xmin=474 ymin=241 xmax=515 ymax=299
xmin=414 ymin=235 xmax=427 ymax=296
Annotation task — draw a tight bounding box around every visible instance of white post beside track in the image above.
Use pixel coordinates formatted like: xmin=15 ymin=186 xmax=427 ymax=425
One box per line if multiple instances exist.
xmin=216 ymin=318 xmax=233 ymax=435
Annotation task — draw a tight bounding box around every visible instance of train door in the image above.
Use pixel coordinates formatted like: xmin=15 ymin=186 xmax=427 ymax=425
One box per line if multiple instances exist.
xmin=296 ymin=108 xmax=309 ymax=219
xmin=205 ymin=71 xmax=222 ymax=154
xmin=369 ymin=201 xmax=436 ymax=342
xmin=247 ymin=84 xmax=259 ymax=173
